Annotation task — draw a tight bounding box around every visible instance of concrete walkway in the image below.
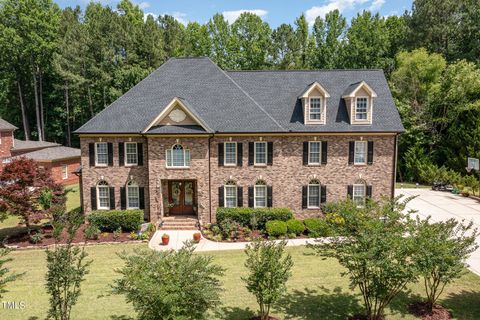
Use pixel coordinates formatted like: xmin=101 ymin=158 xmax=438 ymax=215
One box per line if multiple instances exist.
xmin=396 ymin=188 xmax=480 ymax=276
xmin=149 ymin=230 xmax=321 ymax=252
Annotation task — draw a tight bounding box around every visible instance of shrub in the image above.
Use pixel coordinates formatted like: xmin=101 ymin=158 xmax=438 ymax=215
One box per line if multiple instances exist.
xmin=30 ymin=232 xmax=44 ymax=244
xmin=286 ymin=219 xmax=305 ymax=235
xmin=113 ymin=227 xmax=122 ymax=240
xmin=87 ymin=210 xmax=143 ymax=232
xmin=84 ymin=224 xmax=100 ymax=240
xmin=266 ymin=220 xmax=287 ymax=237
xmin=216 ymin=207 xmax=293 ymax=230
xmin=219 ymin=218 xmax=236 ymax=239
xmin=303 ymin=218 xmax=330 ymax=237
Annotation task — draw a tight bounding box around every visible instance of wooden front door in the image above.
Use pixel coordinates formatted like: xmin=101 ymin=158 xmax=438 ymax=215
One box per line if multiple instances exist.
xmin=168 ymin=180 xmax=195 ymax=215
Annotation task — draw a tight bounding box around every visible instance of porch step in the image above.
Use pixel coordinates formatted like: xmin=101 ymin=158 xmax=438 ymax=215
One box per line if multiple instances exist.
xmin=160 ymin=215 xmax=199 ymax=230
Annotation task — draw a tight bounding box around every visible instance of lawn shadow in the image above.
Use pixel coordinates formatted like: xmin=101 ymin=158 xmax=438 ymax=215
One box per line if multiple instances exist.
xmin=441 ymin=290 xmax=480 ymax=319
xmin=214 ymin=306 xmax=256 ymax=320
xmin=275 ymin=286 xmax=363 ymax=320
xmin=388 ymin=289 xmax=423 ymax=317
xmin=110 ymin=315 xmax=134 ymax=320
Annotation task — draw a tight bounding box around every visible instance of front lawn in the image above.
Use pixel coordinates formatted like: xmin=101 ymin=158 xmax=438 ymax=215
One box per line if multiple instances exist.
xmin=2 ymin=244 xmax=480 ymax=320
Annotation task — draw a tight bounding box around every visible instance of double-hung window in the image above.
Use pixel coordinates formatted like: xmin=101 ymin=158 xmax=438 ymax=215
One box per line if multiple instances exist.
xmin=355 ymin=97 xmax=368 ymax=120
xmin=254 ymin=142 xmax=267 ymax=165
xmin=95 ymin=142 xmax=108 ymax=166
xmin=353 ymin=184 xmax=366 ymax=206
xmin=308 ymin=141 xmax=321 ymax=165
xmin=224 ymin=142 xmax=237 ymax=166
xmin=254 ymin=181 xmax=267 ymax=208
xmin=224 ymin=182 xmax=237 ymax=208
xmin=97 ymin=181 xmax=110 ymax=210
xmin=166 ymin=144 xmax=190 ymax=168
xmin=125 ymin=142 xmax=138 ymax=166
xmin=62 ymin=165 xmax=68 ymax=179
xmin=309 ymin=97 xmax=322 ymax=120
xmin=308 ymin=180 xmax=321 ymax=208
xmin=354 ymin=141 xmax=367 ymax=165
xmin=127 ymin=181 xmax=139 ymax=209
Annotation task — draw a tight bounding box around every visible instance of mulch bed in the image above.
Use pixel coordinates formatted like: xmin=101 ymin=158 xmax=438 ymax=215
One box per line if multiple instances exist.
xmin=408 ymin=302 xmax=452 ymax=320
xmin=251 ymin=316 xmax=280 ymax=320
xmin=201 ymin=228 xmax=310 ymax=242
xmin=4 ymin=223 xmax=146 ymax=248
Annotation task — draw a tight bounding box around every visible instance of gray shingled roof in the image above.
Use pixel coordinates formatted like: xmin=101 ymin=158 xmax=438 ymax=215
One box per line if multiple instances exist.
xmin=147 ymin=125 xmax=206 ymax=134
xmin=0 ymin=118 xmax=17 ymax=131
xmin=15 ymin=146 xmax=80 ymax=161
xmin=75 ymin=57 xmax=404 ymax=134
xmin=13 ymin=139 xmax=59 ymax=151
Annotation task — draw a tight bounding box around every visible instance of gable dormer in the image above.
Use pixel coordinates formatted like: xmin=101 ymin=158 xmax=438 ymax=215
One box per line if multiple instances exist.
xmin=342 ymin=81 xmax=377 ymax=125
xmin=299 ymin=82 xmax=330 ymax=125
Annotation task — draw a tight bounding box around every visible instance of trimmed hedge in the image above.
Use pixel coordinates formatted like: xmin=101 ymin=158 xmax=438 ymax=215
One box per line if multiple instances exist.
xmin=266 ymin=220 xmax=287 ymax=237
xmin=216 ymin=207 xmax=293 ymax=230
xmin=286 ymin=219 xmax=305 ymax=235
xmin=303 ymin=218 xmax=331 ymax=237
xmin=87 ymin=210 xmax=144 ymax=232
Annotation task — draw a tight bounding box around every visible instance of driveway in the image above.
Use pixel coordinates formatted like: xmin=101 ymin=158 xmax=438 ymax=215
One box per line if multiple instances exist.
xmin=396 ymin=188 xmax=480 ymax=276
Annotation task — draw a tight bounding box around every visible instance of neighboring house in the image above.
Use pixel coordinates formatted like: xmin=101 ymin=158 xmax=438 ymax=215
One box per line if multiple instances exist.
xmin=75 ymin=57 xmax=404 ymax=225
xmin=0 ymin=118 xmax=80 ymax=185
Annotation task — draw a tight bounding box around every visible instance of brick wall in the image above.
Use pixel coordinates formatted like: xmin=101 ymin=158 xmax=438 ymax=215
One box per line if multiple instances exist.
xmin=0 ymin=131 xmax=13 ymax=158
xmin=46 ymin=159 xmax=80 ymax=185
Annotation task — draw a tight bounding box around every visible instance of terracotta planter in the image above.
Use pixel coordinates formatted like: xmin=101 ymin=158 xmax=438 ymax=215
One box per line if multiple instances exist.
xmin=161 ymin=235 xmax=170 ymax=245
xmin=193 ymin=232 xmax=201 ymax=243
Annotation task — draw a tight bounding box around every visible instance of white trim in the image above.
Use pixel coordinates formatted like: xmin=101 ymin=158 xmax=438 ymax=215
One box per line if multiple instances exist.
xmin=299 ymin=81 xmax=330 ymax=98
xmin=307 ymin=182 xmax=321 ymax=209
xmin=254 ymin=141 xmax=267 ymax=166
xmin=308 ymin=141 xmax=322 ymax=165
xmin=61 ymin=164 xmax=68 ymax=180
xmin=166 ymin=144 xmax=190 ymax=168
xmin=94 ymin=142 xmax=108 ymax=167
xmin=97 ymin=182 xmax=110 ymax=210
xmin=124 ymin=142 xmax=138 ymax=166
xmin=224 ymin=184 xmax=237 ymax=208
xmin=352 ymin=183 xmax=366 ymax=206
xmin=354 ymin=96 xmax=369 ymax=121
xmin=308 ymin=96 xmax=322 ymax=121
xmin=354 ymin=141 xmax=367 ymax=165
xmin=224 ymin=141 xmax=237 ymax=166
xmin=126 ymin=182 xmax=140 ymax=209
xmin=142 ymin=97 xmax=210 ymax=133
xmin=254 ymin=183 xmax=267 ymax=208
xmin=342 ymin=81 xmax=377 ymax=98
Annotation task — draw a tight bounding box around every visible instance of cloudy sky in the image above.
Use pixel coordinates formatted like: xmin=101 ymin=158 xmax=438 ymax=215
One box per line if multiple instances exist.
xmin=56 ymin=0 xmax=413 ymax=26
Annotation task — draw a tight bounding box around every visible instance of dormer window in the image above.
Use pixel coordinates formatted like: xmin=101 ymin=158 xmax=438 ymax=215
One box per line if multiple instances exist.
xmin=342 ymin=81 xmax=377 ymax=125
xmin=355 ymin=97 xmax=368 ymax=120
xmin=299 ymin=82 xmax=330 ymax=125
xmin=309 ymin=97 xmax=322 ymax=120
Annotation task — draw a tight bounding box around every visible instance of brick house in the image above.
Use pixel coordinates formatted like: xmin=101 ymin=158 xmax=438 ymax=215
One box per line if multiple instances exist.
xmin=75 ymin=57 xmax=404 ymax=225
xmin=0 ymin=118 xmax=80 ymax=185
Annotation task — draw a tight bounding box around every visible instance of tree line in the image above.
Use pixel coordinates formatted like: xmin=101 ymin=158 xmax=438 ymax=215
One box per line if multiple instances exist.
xmin=0 ymin=0 xmax=479 ymax=181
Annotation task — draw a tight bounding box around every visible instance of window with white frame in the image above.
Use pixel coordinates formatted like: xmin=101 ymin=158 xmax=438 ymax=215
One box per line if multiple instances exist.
xmin=127 ymin=181 xmax=139 ymax=209
xmin=309 ymin=97 xmax=322 ymax=120
xmin=308 ymin=179 xmax=321 ymax=208
xmin=224 ymin=142 xmax=237 ymax=166
xmin=353 ymin=183 xmax=366 ymax=206
xmin=95 ymin=142 xmax=108 ymax=166
xmin=254 ymin=180 xmax=267 ymax=208
xmin=254 ymin=142 xmax=267 ymax=165
xmin=224 ymin=181 xmax=237 ymax=208
xmin=354 ymin=141 xmax=367 ymax=164
xmin=125 ymin=142 xmax=138 ymax=165
xmin=62 ymin=165 xmax=68 ymax=179
xmin=166 ymin=144 xmax=190 ymax=168
xmin=97 ymin=181 xmax=110 ymax=210
xmin=355 ymin=97 xmax=368 ymax=120
xmin=308 ymin=141 xmax=321 ymax=165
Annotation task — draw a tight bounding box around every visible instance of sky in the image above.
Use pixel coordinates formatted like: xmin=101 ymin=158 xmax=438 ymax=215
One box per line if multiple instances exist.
xmin=55 ymin=0 xmax=413 ymax=26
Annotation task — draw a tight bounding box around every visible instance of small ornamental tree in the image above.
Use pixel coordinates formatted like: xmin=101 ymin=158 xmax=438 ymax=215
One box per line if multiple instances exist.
xmin=112 ymin=242 xmax=224 ymax=320
xmin=0 ymin=248 xmax=24 ymax=299
xmin=0 ymin=158 xmax=65 ymax=234
xmin=243 ymin=240 xmax=293 ymax=320
xmin=412 ymin=217 xmax=479 ymax=312
xmin=310 ymin=197 xmax=418 ymax=320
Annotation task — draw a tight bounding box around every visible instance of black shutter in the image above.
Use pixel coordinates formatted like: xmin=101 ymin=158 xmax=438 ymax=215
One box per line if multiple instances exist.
xmin=139 ymin=187 xmax=145 ymax=209
xmin=267 ymin=142 xmax=273 ymax=165
xmin=90 ymin=187 xmax=97 ymax=210
xmin=120 ymin=187 xmax=126 ymax=210
xmin=107 ymin=143 xmax=113 ymax=166
xmin=303 ymin=142 xmax=309 ymax=165
xmin=321 ymin=185 xmax=327 ymax=203
xmin=248 ymin=186 xmax=254 ymax=207
xmin=302 ymin=186 xmax=308 ymax=209
xmin=218 ymin=186 xmax=224 ymax=207
xmin=137 ymin=143 xmax=144 ymax=166
xmin=347 ymin=185 xmax=353 ymax=199
xmin=321 ymin=141 xmax=328 ymax=165
xmin=248 ymin=142 xmax=254 ymax=166
xmin=348 ymin=141 xmax=354 ymax=165
xmin=267 ymin=186 xmax=273 ymax=207
xmin=118 ymin=142 xmax=125 ymax=166
xmin=367 ymin=141 xmax=374 ymax=165
xmin=366 ymin=185 xmax=372 ymax=199
xmin=237 ymin=143 xmax=243 ymax=167
xmin=218 ymin=143 xmax=224 ymax=166
xmin=89 ymin=143 xmax=95 ymax=166
xmin=109 ymin=187 xmax=115 ymax=209
xmin=237 ymin=186 xmax=243 ymax=207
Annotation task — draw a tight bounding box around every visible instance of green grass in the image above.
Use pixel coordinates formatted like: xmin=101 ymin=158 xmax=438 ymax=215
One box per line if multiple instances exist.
xmin=396 ymin=182 xmax=431 ymax=189
xmin=2 ymin=244 xmax=480 ymax=320
xmin=65 ymin=183 xmax=81 ymax=212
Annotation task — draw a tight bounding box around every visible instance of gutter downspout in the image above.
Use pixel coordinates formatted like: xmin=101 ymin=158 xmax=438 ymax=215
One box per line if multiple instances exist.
xmin=392 ymin=133 xmax=398 ymax=199
xmin=208 ymin=134 xmax=213 ymax=223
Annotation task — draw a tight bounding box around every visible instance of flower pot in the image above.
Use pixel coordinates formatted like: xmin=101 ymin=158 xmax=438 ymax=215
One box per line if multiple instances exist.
xmin=193 ymin=232 xmax=201 ymax=243
xmin=161 ymin=236 xmax=170 ymax=245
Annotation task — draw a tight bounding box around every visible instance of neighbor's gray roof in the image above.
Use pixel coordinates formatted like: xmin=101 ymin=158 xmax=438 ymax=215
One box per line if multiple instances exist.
xmin=13 ymin=139 xmax=59 ymax=151
xmin=15 ymin=146 xmax=80 ymax=162
xmin=75 ymin=57 xmax=404 ymax=134
xmin=0 ymin=118 xmax=17 ymax=131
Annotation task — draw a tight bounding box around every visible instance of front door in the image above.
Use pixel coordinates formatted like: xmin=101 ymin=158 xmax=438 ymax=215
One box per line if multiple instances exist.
xmin=168 ymin=180 xmax=195 ymax=215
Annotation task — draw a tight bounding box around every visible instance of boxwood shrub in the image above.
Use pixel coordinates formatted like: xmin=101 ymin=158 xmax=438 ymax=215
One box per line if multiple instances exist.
xmin=87 ymin=210 xmax=144 ymax=232
xmin=303 ymin=218 xmax=331 ymax=237
xmin=286 ymin=219 xmax=305 ymax=235
xmin=216 ymin=207 xmax=293 ymax=230
xmin=265 ymin=220 xmax=288 ymax=237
